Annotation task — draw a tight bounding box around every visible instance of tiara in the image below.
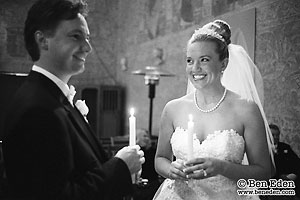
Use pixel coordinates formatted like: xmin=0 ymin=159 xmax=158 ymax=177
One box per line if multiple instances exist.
xmin=214 ymin=19 xmax=231 ymax=29
xmin=191 ymin=27 xmax=225 ymax=43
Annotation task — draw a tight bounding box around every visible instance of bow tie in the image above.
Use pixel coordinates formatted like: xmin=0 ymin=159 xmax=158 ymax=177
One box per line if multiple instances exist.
xmin=67 ymin=85 xmax=76 ymax=106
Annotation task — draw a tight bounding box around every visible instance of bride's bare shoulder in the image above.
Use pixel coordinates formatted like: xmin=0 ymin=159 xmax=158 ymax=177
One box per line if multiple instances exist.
xmin=227 ymin=90 xmax=260 ymax=115
xmin=170 ymin=93 xmax=192 ymax=103
xmin=164 ymin=93 xmax=193 ymax=110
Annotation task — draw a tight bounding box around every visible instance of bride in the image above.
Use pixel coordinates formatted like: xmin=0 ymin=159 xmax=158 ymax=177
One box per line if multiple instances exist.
xmin=153 ymin=20 xmax=274 ymax=200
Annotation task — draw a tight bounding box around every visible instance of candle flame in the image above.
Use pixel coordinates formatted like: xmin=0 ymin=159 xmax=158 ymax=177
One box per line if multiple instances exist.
xmin=130 ymin=108 xmax=135 ymax=116
xmin=189 ymin=114 xmax=193 ymax=121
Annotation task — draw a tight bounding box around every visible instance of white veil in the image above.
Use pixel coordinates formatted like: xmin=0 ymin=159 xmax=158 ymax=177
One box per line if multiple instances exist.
xmin=186 ymin=44 xmax=274 ymax=166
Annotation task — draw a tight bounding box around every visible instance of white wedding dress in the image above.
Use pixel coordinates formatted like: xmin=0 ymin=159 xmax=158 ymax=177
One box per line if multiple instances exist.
xmin=153 ymin=127 xmax=259 ymax=200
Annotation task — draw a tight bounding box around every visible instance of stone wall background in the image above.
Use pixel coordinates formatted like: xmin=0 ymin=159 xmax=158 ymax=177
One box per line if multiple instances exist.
xmin=0 ymin=0 xmax=299 ymax=156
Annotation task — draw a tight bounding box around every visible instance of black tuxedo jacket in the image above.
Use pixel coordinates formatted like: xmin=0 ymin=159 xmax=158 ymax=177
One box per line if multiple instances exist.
xmin=273 ymin=142 xmax=300 ymax=196
xmin=3 ymin=71 xmax=132 ymax=200
xmin=274 ymin=142 xmax=300 ymax=178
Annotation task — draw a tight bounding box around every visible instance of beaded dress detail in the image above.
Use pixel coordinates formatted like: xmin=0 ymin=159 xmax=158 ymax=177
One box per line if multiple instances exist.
xmin=153 ymin=127 xmax=259 ymax=200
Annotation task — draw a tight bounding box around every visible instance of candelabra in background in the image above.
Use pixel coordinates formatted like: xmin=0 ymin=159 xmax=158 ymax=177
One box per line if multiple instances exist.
xmin=132 ymin=66 xmax=175 ymax=137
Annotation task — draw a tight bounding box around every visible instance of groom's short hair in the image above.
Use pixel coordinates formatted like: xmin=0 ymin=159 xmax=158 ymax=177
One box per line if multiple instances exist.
xmin=24 ymin=0 xmax=88 ymax=61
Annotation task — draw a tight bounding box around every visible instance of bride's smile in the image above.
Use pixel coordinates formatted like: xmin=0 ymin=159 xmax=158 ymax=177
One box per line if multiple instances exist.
xmin=192 ymin=73 xmax=207 ymax=81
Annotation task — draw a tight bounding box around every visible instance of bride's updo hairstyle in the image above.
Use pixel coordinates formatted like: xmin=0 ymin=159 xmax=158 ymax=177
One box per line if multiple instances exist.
xmin=188 ymin=19 xmax=231 ymax=61
xmin=212 ymin=20 xmax=231 ymax=45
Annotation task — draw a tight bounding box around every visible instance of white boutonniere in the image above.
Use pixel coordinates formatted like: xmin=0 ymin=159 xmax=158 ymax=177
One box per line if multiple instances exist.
xmin=75 ymin=100 xmax=89 ymax=122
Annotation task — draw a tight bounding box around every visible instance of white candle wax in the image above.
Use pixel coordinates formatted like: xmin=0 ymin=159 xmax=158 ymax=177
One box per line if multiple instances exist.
xmin=187 ymin=114 xmax=194 ymax=160
xmin=129 ymin=108 xmax=136 ymax=146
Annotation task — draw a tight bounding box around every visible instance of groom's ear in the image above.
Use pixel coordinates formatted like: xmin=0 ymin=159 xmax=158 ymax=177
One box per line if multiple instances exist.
xmin=221 ymin=58 xmax=228 ymax=72
xmin=34 ymin=31 xmax=49 ymax=51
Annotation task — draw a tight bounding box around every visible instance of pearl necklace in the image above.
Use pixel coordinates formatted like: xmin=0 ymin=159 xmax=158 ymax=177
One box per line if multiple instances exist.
xmin=194 ymin=88 xmax=227 ymax=113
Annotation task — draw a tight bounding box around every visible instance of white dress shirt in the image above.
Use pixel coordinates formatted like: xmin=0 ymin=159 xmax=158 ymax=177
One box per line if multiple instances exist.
xmin=32 ymin=65 xmax=70 ymax=98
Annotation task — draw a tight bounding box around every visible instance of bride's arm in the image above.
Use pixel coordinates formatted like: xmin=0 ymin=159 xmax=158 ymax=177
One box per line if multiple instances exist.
xmin=185 ymin=101 xmax=272 ymax=181
xmin=222 ymin=101 xmax=272 ymax=180
xmin=155 ymin=101 xmax=187 ymax=180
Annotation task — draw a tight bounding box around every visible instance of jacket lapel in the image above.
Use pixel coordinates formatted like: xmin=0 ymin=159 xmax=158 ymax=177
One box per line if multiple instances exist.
xmin=63 ymin=99 xmax=108 ymax=162
xmin=28 ymin=71 xmax=108 ymax=162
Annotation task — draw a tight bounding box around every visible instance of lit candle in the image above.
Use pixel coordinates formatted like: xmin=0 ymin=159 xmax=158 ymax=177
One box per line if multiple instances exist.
xmin=129 ymin=108 xmax=136 ymax=146
xmin=129 ymin=108 xmax=138 ymax=183
xmin=187 ymin=114 xmax=194 ymax=160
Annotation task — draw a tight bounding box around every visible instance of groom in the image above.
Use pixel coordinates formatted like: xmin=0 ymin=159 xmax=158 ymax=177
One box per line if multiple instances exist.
xmin=2 ymin=0 xmax=144 ymax=199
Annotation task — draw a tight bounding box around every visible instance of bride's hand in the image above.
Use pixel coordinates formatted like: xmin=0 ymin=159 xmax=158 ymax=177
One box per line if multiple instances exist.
xmin=183 ymin=157 xmax=223 ymax=179
xmin=168 ymin=159 xmax=188 ymax=180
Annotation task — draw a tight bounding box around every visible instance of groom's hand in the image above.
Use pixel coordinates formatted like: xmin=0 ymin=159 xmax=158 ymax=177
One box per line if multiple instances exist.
xmin=115 ymin=145 xmax=145 ymax=174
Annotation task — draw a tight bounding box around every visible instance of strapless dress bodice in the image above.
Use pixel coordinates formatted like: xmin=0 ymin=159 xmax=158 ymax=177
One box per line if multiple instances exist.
xmin=171 ymin=127 xmax=245 ymax=164
xmin=153 ymin=128 xmax=259 ymax=200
